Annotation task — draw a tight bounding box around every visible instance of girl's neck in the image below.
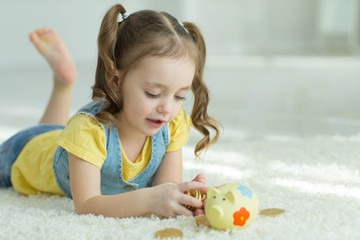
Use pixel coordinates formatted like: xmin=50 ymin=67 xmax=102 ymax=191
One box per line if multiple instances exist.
xmin=116 ymin=118 xmax=148 ymax=163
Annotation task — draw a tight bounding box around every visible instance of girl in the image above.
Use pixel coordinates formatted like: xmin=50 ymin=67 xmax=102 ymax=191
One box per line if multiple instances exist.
xmin=0 ymin=4 xmax=220 ymax=218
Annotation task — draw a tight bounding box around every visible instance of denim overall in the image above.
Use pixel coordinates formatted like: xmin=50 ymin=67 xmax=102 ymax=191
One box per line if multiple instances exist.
xmin=53 ymin=100 xmax=169 ymax=198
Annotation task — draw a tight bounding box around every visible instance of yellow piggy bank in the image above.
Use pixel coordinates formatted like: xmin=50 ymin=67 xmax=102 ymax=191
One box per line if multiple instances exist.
xmin=205 ymin=183 xmax=259 ymax=230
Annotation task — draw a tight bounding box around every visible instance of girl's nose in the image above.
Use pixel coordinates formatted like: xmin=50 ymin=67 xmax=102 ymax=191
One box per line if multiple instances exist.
xmin=157 ymin=99 xmax=173 ymax=114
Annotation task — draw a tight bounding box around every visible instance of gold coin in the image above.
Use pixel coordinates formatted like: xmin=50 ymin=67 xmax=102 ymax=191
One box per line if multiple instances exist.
xmin=184 ymin=189 xmax=206 ymax=212
xmin=155 ymin=228 xmax=183 ymax=239
xmin=195 ymin=215 xmax=210 ymax=227
xmin=259 ymin=208 xmax=285 ymax=217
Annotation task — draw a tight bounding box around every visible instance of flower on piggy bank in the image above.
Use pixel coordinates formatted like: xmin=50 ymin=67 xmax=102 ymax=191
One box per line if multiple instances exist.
xmin=205 ymin=183 xmax=259 ymax=230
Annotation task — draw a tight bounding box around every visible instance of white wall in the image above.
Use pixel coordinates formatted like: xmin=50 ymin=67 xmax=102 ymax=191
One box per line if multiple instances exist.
xmin=1 ymin=0 xmax=358 ymax=68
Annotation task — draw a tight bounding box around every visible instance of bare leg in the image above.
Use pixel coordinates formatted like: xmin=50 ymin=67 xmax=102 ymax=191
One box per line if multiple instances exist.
xmin=29 ymin=28 xmax=77 ymax=126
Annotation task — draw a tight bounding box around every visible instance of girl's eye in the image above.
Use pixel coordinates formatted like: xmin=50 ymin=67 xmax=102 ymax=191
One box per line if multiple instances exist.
xmin=145 ymin=92 xmax=160 ymax=98
xmin=175 ymin=95 xmax=185 ymax=101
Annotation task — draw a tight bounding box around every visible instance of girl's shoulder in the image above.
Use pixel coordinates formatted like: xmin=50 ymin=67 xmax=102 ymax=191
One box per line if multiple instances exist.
xmin=166 ymin=108 xmax=191 ymax=151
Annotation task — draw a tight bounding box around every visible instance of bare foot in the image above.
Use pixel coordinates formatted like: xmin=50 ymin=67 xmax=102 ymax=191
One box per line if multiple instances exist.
xmin=29 ymin=28 xmax=76 ymax=85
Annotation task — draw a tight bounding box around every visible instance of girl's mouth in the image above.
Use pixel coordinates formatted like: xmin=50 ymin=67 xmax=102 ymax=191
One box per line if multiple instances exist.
xmin=147 ymin=118 xmax=164 ymax=128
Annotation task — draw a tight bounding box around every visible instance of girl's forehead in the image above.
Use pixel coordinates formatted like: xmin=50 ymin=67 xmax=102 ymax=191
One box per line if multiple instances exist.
xmin=126 ymin=55 xmax=195 ymax=87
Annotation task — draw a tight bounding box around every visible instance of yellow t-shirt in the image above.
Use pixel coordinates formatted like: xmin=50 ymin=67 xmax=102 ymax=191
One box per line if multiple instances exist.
xmin=11 ymin=108 xmax=191 ymax=196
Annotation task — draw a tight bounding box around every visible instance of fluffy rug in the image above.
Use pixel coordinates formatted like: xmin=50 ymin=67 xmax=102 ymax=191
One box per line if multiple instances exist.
xmin=1 ymin=132 xmax=360 ymax=240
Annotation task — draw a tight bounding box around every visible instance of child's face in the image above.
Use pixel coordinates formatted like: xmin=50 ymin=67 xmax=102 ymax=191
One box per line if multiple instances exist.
xmin=116 ymin=55 xmax=195 ymax=138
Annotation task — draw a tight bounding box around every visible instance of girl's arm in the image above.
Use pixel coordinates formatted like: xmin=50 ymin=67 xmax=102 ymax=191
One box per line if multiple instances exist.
xmin=152 ymin=149 xmax=183 ymax=185
xmin=68 ymin=152 xmax=205 ymax=218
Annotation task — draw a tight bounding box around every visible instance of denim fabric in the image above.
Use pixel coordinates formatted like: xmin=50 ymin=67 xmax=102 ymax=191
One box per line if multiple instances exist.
xmin=53 ymin=100 xmax=169 ymax=198
xmin=0 ymin=124 xmax=64 ymax=187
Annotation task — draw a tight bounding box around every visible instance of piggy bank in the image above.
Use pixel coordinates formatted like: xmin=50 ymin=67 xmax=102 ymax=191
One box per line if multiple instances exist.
xmin=205 ymin=183 xmax=259 ymax=230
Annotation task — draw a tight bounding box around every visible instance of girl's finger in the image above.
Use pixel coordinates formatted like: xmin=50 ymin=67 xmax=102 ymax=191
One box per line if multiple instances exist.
xmin=178 ymin=181 xmax=207 ymax=193
xmin=179 ymin=192 xmax=202 ymax=209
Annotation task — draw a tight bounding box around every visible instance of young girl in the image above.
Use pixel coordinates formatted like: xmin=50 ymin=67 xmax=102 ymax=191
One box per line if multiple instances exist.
xmin=0 ymin=4 xmax=220 ymax=218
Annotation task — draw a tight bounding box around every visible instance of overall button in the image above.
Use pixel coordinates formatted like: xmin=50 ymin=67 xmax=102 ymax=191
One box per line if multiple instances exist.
xmin=124 ymin=185 xmax=133 ymax=190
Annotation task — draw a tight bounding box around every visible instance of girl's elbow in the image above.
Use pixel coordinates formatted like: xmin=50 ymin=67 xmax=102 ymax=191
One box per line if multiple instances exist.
xmin=74 ymin=204 xmax=89 ymax=215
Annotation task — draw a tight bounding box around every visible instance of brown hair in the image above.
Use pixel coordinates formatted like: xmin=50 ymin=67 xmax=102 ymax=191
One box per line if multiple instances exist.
xmin=92 ymin=4 xmax=221 ymax=156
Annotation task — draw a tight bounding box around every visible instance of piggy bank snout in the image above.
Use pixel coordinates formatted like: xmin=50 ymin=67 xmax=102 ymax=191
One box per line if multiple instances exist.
xmin=206 ymin=205 xmax=224 ymax=220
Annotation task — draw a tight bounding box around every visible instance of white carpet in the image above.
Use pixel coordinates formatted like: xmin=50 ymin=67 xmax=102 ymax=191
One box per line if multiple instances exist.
xmin=1 ymin=132 xmax=360 ymax=240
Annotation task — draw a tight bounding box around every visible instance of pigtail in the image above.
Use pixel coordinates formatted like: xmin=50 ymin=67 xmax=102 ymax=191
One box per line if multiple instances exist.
xmin=183 ymin=22 xmax=222 ymax=157
xmin=92 ymin=4 xmax=127 ymax=126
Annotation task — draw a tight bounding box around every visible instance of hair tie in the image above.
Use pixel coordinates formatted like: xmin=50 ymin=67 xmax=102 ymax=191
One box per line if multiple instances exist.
xmin=178 ymin=20 xmax=188 ymax=33
xmin=118 ymin=12 xmax=130 ymax=23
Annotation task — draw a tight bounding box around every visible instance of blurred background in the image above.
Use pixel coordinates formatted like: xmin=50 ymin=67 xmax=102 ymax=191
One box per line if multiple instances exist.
xmin=1 ymin=0 xmax=360 ymax=142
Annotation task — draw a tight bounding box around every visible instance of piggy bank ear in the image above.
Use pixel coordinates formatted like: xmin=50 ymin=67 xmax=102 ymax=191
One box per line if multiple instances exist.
xmin=207 ymin=187 xmax=221 ymax=198
xmin=225 ymin=190 xmax=237 ymax=204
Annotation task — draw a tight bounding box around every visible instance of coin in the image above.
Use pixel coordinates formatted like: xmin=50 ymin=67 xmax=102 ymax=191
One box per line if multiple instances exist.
xmin=259 ymin=208 xmax=285 ymax=217
xmin=195 ymin=215 xmax=210 ymax=227
xmin=184 ymin=189 xmax=206 ymax=211
xmin=155 ymin=228 xmax=183 ymax=239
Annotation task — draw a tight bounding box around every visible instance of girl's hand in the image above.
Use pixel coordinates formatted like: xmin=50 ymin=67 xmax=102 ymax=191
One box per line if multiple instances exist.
xmin=147 ymin=181 xmax=207 ymax=218
xmin=192 ymin=173 xmax=206 ymax=185
xmin=192 ymin=173 xmax=207 ymax=216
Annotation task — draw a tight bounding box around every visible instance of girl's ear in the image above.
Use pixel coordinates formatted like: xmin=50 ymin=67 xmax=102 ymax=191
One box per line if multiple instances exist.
xmin=111 ymin=71 xmax=122 ymax=91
